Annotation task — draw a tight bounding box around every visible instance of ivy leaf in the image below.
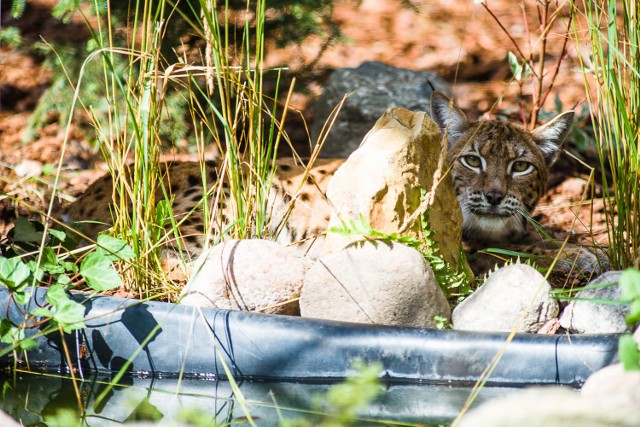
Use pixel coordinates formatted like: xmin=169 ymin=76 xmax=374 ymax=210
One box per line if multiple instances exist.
xmin=0 ymin=257 xmax=31 ymax=292
xmin=49 ymin=228 xmax=67 ymax=242
xmin=96 ymin=235 xmax=135 ymax=262
xmin=16 ymin=338 xmax=38 ymax=351
xmin=52 ymin=299 xmax=86 ymax=333
xmin=0 ymin=318 xmax=36 ymax=351
xmin=80 ymin=252 xmax=122 ymax=291
xmin=620 ymin=269 xmax=640 ymax=301
xmin=31 ymin=307 xmax=53 ymax=318
xmin=619 ymin=335 xmax=640 ymax=371
xmin=12 ymin=289 xmax=30 ymax=306
xmin=45 ymin=283 xmax=68 ymax=306
xmin=41 ymin=247 xmax=66 ymax=274
xmin=10 ymin=218 xmax=43 ymax=243
xmin=0 ymin=318 xmax=14 ymax=344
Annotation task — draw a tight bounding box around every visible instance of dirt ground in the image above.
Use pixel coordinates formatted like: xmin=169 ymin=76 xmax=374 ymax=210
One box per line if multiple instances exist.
xmin=0 ymin=0 xmax=607 ymax=248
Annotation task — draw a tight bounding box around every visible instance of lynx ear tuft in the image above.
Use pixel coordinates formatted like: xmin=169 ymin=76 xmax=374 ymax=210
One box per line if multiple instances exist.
xmin=532 ymin=111 xmax=574 ymax=167
xmin=430 ymin=91 xmax=469 ymax=147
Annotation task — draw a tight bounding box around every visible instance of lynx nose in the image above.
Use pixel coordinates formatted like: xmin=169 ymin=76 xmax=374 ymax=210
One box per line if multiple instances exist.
xmin=485 ymin=190 xmax=504 ymax=205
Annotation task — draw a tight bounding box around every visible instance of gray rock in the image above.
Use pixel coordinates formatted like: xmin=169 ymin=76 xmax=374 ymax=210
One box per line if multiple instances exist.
xmin=452 ymin=264 xmax=558 ymax=333
xmin=457 ymin=386 xmax=640 ymax=427
xmin=180 ymin=239 xmax=309 ymax=315
xmin=311 ymin=61 xmax=450 ymax=158
xmin=582 ymin=363 xmax=640 ymax=409
xmin=300 ymin=240 xmax=450 ymax=327
xmin=559 ymin=271 xmax=630 ymax=333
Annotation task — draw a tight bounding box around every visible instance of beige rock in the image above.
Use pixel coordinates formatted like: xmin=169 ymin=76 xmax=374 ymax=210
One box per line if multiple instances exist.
xmin=581 ymin=363 xmax=640 ymax=408
xmin=180 ymin=239 xmax=309 ymax=315
xmin=300 ymin=240 xmax=451 ymax=327
xmin=457 ymin=387 xmax=640 ymax=427
xmin=0 ymin=410 xmax=20 ymax=427
xmin=323 ymin=106 xmax=470 ymax=280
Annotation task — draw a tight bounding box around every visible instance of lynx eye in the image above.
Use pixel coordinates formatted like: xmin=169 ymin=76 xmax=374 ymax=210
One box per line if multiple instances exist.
xmin=511 ymin=160 xmax=531 ymax=174
xmin=462 ymin=155 xmax=482 ymax=169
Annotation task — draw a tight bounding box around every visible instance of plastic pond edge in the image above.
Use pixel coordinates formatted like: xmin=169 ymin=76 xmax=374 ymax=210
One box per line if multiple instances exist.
xmin=0 ymin=286 xmax=618 ymax=387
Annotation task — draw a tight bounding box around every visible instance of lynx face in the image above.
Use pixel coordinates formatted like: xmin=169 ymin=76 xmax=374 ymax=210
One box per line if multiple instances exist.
xmin=431 ymin=93 xmax=574 ymax=243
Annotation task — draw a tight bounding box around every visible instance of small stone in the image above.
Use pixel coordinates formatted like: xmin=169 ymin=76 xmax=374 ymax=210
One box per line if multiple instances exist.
xmin=180 ymin=239 xmax=309 ymax=315
xmin=300 ymin=240 xmax=450 ymax=328
xmin=452 ymin=264 xmax=558 ymax=333
xmin=559 ymin=271 xmax=630 ymax=334
xmin=14 ymin=159 xmax=43 ymax=177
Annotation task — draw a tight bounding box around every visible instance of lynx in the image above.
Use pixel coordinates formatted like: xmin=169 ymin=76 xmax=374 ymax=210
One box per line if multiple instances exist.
xmin=429 ymin=92 xmax=574 ymax=244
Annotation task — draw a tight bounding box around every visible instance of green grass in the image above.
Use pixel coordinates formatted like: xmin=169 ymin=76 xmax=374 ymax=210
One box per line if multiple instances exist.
xmin=46 ymin=0 xmax=304 ymax=298
xmin=573 ymin=0 xmax=640 ymax=269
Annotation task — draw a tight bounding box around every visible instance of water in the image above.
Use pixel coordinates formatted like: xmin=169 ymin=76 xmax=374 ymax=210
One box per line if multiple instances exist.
xmin=1 ymin=371 xmax=523 ymax=426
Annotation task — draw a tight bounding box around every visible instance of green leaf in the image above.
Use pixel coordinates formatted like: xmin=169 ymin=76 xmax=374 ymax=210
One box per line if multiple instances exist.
xmin=26 ymin=260 xmax=44 ymax=283
xmin=80 ymin=252 xmax=122 ymax=291
xmin=0 ymin=257 xmax=31 ymax=291
xmin=626 ymin=300 xmax=640 ymax=326
xmin=31 ymin=307 xmax=53 ymax=318
xmin=620 ymin=269 xmax=640 ymax=301
xmin=154 ymin=199 xmax=172 ymax=228
xmin=52 ymin=299 xmax=86 ymax=333
xmin=0 ymin=319 xmax=35 ymax=351
xmin=41 ymin=247 xmax=66 ymax=274
xmin=619 ymin=335 xmax=640 ymax=371
xmin=508 ymin=51 xmax=523 ymax=81
xmin=16 ymin=338 xmax=38 ymax=351
xmin=12 ymin=289 xmax=30 ymax=305
xmin=49 ymin=228 xmax=67 ymax=242
xmin=11 ymin=218 xmax=43 ymax=243
xmin=45 ymin=283 xmax=68 ymax=306
xmin=57 ymin=274 xmax=71 ymax=287
xmin=0 ymin=318 xmax=14 ymax=344
xmin=96 ymin=235 xmax=135 ymax=262
xmin=10 ymin=0 xmax=25 ymax=18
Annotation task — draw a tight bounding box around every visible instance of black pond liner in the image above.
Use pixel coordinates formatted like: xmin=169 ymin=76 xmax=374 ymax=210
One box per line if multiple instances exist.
xmin=0 ymin=286 xmax=619 ymax=386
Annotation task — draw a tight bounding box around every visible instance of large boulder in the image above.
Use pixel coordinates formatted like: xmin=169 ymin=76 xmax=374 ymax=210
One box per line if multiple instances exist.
xmin=323 ymin=106 xmax=470 ymax=279
xmin=452 ymin=264 xmax=558 ymax=333
xmin=559 ymin=271 xmax=630 ymax=333
xmin=180 ymin=239 xmax=309 ymax=315
xmin=300 ymin=240 xmax=450 ymax=327
xmin=311 ymin=61 xmax=450 ymax=158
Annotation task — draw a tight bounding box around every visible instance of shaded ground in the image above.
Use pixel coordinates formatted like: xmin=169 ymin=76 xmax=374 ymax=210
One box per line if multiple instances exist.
xmin=0 ymin=0 xmax=607 ymax=249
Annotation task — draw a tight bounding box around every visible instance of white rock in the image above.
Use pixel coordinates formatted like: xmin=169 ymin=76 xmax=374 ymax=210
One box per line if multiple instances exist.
xmin=180 ymin=239 xmax=309 ymax=315
xmin=300 ymin=240 xmax=450 ymax=327
xmin=452 ymin=264 xmax=558 ymax=333
xmin=457 ymin=387 xmax=640 ymax=427
xmin=559 ymin=271 xmax=630 ymax=334
xmin=581 ymin=363 xmax=640 ymax=408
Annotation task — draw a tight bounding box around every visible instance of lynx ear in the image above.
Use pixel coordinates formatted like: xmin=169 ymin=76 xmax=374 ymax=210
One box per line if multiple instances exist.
xmin=430 ymin=91 xmax=469 ymax=147
xmin=532 ymin=111 xmax=574 ymax=167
